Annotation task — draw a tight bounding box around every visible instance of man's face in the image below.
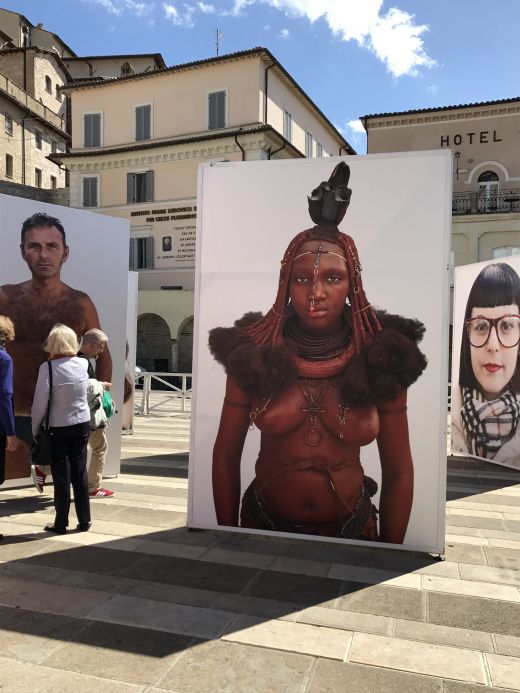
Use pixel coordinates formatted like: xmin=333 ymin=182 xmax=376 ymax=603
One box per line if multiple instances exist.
xmin=21 ymin=225 xmax=69 ymax=279
xmin=81 ymin=340 xmax=105 ymax=359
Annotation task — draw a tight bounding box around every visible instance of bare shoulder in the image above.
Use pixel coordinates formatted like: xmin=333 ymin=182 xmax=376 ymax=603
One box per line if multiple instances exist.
xmin=62 ymin=284 xmax=94 ymax=304
xmin=62 ymin=284 xmax=101 ymax=329
xmin=0 ymin=281 xmax=30 ymax=310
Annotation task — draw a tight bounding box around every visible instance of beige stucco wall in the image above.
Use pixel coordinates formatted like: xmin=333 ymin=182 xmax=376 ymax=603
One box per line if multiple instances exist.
xmin=266 ymin=70 xmax=336 ymax=156
xmin=366 ymin=105 xmax=520 ymax=194
xmin=71 ymin=58 xmax=262 ymax=149
xmin=452 ymin=214 xmax=520 ymax=265
xmin=64 ymin=56 xmax=160 ymax=80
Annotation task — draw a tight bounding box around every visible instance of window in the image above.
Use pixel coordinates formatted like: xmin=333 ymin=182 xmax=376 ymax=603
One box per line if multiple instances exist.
xmin=4 ymin=113 xmax=13 ymax=135
xmin=135 ymin=104 xmax=152 ymax=141
xmin=82 ymin=176 xmax=98 ymax=207
xmin=34 ymin=168 xmax=42 ymax=187
xmin=35 ymin=129 xmax=42 ymax=149
xmin=208 ymin=90 xmax=226 ymax=130
xmin=477 ymin=170 xmax=499 ymax=212
xmin=50 ymin=175 xmax=57 ymax=190
xmin=121 ymin=62 xmax=134 ymax=76
xmin=45 ymin=75 xmax=52 ymax=93
xmin=129 ymin=236 xmax=154 ymax=270
xmin=305 ymin=131 xmax=313 ymax=158
xmin=493 ymin=246 xmax=520 ymax=259
xmin=55 ymin=84 xmax=62 ymax=101
xmin=316 ymin=142 xmax=323 ymax=158
xmin=5 ymin=154 xmax=13 ymax=178
xmin=283 ymin=110 xmax=292 ymax=141
xmin=127 ymin=171 xmax=154 ymax=203
xmin=84 ymin=113 xmax=102 ymax=147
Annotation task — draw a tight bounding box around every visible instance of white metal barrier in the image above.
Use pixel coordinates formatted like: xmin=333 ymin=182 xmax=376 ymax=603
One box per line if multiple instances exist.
xmin=135 ymin=372 xmax=192 ymax=415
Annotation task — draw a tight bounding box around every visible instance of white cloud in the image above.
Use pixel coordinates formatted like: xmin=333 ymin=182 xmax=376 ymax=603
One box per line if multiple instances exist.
xmin=279 ymin=28 xmax=290 ymax=39
xmin=163 ymin=2 xmax=195 ymax=27
xmin=338 ymin=118 xmax=366 ymax=149
xmin=231 ymin=0 xmax=436 ymax=78
xmin=82 ymin=0 xmax=153 ymax=17
xmin=427 ymin=84 xmax=438 ymax=94
xmin=346 ymin=118 xmax=365 ymax=134
xmin=197 ymin=1 xmax=215 ymax=12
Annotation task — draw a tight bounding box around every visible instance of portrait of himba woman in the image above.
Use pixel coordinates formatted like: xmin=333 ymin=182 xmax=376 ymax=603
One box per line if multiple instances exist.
xmin=451 ymin=261 xmax=520 ymax=468
xmin=209 ymin=162 xmax=427 ymax=545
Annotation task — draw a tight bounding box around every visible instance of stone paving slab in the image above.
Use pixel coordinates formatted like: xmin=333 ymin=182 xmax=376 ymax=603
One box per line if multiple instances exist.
xmin=156 ymin=639 xmax=314 ymax=693
xmin=428 ymin=591 xmax=520 ymax=636
xmin=42 ymin=621 xmax=198 ymax=685
xmin=486 ymin=653 xmax=520 ymax=689
xmin=421 ymin=573 xmax=520 ymax=601
xmin=393 ymin=618 xmax=494 ymax=652
xmin=336 ymin=583 xmax=427 ymax=621
xmin=222 ymin=614 xmax=352 ymax=659
xmin=349 ymin=632 xmax=487 ymax=683
xmin=307 ymin=660 xmax=443 ymax=693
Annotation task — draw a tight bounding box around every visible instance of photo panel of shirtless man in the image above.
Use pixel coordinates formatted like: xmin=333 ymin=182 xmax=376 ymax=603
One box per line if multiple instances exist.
xmin=0 ymin=196 xmax=129 ymax=482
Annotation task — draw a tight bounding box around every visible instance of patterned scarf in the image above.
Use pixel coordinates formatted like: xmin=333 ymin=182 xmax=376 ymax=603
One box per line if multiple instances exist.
xmin=461 ymin=387 xmax=520 ymax=458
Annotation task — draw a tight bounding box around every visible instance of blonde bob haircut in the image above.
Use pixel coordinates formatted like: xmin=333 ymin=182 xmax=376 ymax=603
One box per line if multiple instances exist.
xmin=0 ymin=315 xmax=15 ymax=343
xmin=43 ymin=324 xmax=79 ymax=356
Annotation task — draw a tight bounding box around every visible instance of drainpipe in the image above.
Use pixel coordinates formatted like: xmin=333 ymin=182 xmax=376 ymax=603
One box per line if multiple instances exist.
xmin=21 ymin=117 xmax=26 ymax=185
xmin=234 ymin=129 xmax=245 ymax=161
xmin=264 ymin=63 xmax=274 ymax=124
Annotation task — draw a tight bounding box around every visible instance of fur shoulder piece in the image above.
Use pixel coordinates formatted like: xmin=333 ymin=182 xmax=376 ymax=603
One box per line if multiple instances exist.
xmin=338 ymin=310 xmax=427 ymax=406
xmin=208 ymin=314 xmax=298 ymax=398
xmin=209 ymin=310 xmax=427 ymax=403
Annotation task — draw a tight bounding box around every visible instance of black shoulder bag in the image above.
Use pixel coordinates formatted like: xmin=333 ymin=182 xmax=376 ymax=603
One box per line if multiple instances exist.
xmin=30 ymin=361 xmax=54 ymax=467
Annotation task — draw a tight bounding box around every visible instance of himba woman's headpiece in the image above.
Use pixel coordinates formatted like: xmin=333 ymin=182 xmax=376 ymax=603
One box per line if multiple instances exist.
xmin=240 ymin=161 xmax=380 ymax=354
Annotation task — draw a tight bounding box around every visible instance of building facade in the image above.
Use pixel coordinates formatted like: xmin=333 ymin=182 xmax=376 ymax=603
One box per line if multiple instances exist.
xmin=52 ymin=47 xmax=354 ymax=371
xmin=0 ymin=46 xmax=69 ymax=189
xmin=361 ymin=98 xmax=520 ymax=267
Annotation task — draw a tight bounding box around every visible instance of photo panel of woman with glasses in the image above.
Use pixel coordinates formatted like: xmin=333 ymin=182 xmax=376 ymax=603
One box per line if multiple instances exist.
xmin=451 ymin=259 xmax=520 ymax=468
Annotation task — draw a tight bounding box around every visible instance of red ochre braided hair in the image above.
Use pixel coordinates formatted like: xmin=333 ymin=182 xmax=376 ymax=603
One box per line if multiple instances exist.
xmin=241 ymin=162 xmax=380 ymax=352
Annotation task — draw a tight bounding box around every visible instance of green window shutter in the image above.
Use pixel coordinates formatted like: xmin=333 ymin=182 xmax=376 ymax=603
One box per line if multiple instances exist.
xmin=127 ymin=173 xmax=135 ymax=203
xmin=145 ymin=170 xmax=154 ymax=202
xmin=145 ymin=236 xmax=154 ymax=269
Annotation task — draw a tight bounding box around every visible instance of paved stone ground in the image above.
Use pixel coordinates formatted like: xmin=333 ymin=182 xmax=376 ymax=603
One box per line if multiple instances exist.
xmin=1 ymin=399 xmax=520 ymax=692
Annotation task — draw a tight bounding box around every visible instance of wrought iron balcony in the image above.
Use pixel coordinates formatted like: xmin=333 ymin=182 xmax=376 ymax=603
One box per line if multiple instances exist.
xmin=452 ymin=189 xmax=520 ymax=215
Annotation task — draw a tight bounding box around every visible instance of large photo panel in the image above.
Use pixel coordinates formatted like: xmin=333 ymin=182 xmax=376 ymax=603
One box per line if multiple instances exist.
xmin=189 ymin=152 xmax=451 ymax=553
xmin=0 ymin=194 xmax=129 ymax=483
xmin=451 ymin=256 xmax=520 ymax=469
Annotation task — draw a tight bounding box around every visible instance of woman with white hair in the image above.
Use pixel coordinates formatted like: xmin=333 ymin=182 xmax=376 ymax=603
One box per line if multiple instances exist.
xmin=31 ymin=323 xmax=91 ymax=534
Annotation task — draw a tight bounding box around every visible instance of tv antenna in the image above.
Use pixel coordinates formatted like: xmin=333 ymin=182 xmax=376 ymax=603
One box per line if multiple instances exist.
xmin=216 ymin=29 xmax=223 ymax=56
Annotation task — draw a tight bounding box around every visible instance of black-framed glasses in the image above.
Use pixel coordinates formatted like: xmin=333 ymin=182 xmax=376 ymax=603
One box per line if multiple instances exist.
xmin=466 ymin=314 xmax=520 ymax=348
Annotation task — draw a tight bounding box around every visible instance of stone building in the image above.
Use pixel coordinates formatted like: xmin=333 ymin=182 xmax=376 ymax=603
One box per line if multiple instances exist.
xmin=361 ymin=98 xmax=520 ymax=267
xmin=51 ymin=47 xmax=354 ymax=372
xmin=0 ymin=46 xmax=69 ymax=189
xmin=0 ymin=7 xmax=166 ymax=193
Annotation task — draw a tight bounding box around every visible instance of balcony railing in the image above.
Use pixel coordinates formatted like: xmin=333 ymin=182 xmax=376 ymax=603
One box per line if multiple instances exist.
xmin=452 ymin=189 xmax=520 ymax=215
xmin=0 ymin=73 xmax=67 ymax=134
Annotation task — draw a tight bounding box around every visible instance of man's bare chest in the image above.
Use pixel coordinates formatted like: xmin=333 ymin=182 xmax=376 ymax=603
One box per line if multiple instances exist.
xmin=8 ymin=293 xmax=85 ymax=341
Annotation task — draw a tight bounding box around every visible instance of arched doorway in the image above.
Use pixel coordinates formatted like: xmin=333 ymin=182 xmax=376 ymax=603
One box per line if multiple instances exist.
xmin=177 ymin=316 xmax=194 ymax=373
xmin=136 ymin=313 xmax=171 ymax=372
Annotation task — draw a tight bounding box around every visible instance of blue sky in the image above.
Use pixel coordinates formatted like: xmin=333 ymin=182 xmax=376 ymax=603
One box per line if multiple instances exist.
xmin=2 ymin=0 xmax=519 ymax=151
